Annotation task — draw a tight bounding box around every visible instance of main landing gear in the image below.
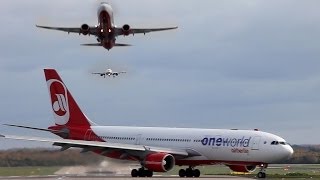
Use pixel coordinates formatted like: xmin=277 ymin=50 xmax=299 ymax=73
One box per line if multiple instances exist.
xmin=131 ymin=168 xmax=153 ymax=177
xmin=257 ymin=164 xmax=267 ymax=178
xmin=179 ymin=167 xmax=200 ymax=177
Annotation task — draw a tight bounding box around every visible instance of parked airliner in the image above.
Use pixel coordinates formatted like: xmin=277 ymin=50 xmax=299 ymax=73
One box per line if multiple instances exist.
xmin=92 ymin=68 xmax=126 ymax=78
xmin=1 ymin=69 xmax=293 ymax=178
xmin=36 ymin=2 xmax=177 ymax=50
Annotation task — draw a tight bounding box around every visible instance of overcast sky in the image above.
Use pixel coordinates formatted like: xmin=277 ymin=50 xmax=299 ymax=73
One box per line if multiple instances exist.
xmin=1 ymin=0 xmax=320 ymax=148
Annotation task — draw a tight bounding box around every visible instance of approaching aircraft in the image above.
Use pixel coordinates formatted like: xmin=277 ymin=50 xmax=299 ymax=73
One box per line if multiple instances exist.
xmin=92 ymin=68 xmax=126 ymax=78
xmin=36 ymin=2 xmax=178 ymax=50
xmin=1 ymin=69 xmax=293 ymax=178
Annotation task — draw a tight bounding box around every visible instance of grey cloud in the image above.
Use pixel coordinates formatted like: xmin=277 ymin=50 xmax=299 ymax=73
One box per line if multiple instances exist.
xmin=1 ymin=0 xmax=320 ymax=148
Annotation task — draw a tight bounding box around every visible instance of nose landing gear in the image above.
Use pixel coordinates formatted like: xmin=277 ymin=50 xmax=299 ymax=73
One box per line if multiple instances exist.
xmin=257 ymin=164 xmax=267 ymax=178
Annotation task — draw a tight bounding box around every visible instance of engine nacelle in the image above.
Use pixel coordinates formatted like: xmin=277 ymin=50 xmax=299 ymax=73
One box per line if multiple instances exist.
xmin=144 ymin=153 xmax=175 ymax=172
xmin=228 ymin=165 xmax=257 ymax=173
xmin=122 ymin=24 xmax=131 ymax=36
xmin=81 ymin=24 xmax=90 ymax=35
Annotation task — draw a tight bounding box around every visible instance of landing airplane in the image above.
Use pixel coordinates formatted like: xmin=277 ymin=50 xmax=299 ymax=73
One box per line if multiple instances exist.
xmin=92 ymin=68 xmax=126 ymax=78
xmin=1 ymin=69 xmax=293 ymax=178
xmin=36 ymin=2 xmax=178 ymax=50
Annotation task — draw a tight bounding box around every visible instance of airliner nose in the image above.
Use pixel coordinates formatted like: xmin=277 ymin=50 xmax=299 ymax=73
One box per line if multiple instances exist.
xmin=287 ymin=145 xmax=294 ymax=158
xmin=284 ymin=145 xmax=294 ymax=160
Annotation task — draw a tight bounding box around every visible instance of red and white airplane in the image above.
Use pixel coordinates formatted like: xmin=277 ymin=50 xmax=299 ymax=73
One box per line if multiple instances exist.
xmin=36 ymin=2 xmax=178 ymax=50
xmin=2 ymin=69 xmax=293 ymax=178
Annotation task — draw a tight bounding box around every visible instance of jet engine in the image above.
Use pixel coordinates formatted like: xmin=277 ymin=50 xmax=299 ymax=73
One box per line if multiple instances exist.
xmin=122 ymin=24 xmax=131 ymax=36
xmin=81 ymin=24 xmax=90 ymax=35
xmin=144 ymin=153 xmax=175 ymax=172
xmin=228 ymin=165 xmax=257 ymax=173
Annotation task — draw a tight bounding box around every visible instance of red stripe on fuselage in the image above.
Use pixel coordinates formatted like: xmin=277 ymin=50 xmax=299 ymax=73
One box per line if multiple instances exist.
xmin=49 ymin=125 xmax=104 ymax=142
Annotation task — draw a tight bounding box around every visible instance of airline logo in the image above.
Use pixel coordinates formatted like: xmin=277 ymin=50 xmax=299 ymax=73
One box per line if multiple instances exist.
xmin=47 ymin=79 xmax=70 ymax=125
xmin=53 ymin=94 xmax=67 ymax=116
xmin=201 ymin=136 xmax=251 ymax=147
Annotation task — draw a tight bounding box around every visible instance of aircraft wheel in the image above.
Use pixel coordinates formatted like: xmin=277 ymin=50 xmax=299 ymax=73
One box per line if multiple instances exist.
xmin=185 ymin=168 xmax=193 ymax=177
xmin=178 ymin=169 xmax=186 ymax=177
xmin=131 ymin=169 xmax=138 ymax=177
xmin=138 ymin=168 xmax=145 ymax=177
xmin=257 ymin=172 xmax=266 ymax=178
xmin=193 ymin=169 xmax=201 ymax=177
xmin=145 ymin=170 xmax=153 ymax=177
xmin=262 ymin=173 xmax=266 ymax=178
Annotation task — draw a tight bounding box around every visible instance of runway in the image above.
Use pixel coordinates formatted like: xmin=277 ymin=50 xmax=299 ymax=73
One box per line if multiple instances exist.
xmin=0 ymin=161 xmax=253 ymax=179
xmin=0 ymin=175 xmax=251 ymax=180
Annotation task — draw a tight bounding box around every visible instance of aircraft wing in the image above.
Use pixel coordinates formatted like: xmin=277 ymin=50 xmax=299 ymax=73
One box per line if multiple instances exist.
xmin=113 ymin=71 xmax=126 ymax=74
xmin=81 ymin=43 xmax=131 ymax=47
xmin=92 ymin=72 xmax=105 ymax=75
xmin=36 ymin=25 xmax=98 ymax=36
xmin=115 ymin=26 xmax=178 ymax=36
xmin=0 ymin=134 xmax=189 ymax=157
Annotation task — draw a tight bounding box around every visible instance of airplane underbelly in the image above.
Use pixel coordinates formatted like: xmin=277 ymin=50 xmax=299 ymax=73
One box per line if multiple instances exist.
xmin=102 ymin=39 xmax=115 ymax=49
xmin=99 ymin=10 xmax=112 ymax=30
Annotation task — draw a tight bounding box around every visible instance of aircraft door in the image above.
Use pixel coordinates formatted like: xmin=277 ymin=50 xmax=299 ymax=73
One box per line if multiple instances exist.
xmin=135 ymin=134 xmax=142 ymax=145
xmin=251 ymin=136 xmax=261 ymax=150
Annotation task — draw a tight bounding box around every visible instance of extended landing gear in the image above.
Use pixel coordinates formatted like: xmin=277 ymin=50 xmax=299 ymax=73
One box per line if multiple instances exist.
xmin=257 ymin=164 xmax=267 ymax=179
xmin=257 ymin=172 xmax=266 ymax=178
xmin=179 ymin=167 xmax=200 ymax=177
xmin=131 ymin=168 xmax=153 ymax=177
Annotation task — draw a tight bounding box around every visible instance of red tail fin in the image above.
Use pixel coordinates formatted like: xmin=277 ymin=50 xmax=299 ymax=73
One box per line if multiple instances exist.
xmin=44 ymin=69 xmax=93 ymax=128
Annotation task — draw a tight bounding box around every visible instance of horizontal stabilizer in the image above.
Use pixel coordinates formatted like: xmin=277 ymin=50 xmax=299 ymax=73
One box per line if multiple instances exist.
xmin=115 ymin=43 xmax=131 ymax=46
xmin=3 ymin=124 xmax=61 ymax=133
xmin=81 ymin=43 xmax=131 ymax=47
xmin=81 ymin=43 xmax=102 ymax=46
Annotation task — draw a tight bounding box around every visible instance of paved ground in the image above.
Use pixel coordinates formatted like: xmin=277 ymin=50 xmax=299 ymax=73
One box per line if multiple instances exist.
xmin=0 ymin=175 xmax=251 ymax=180
xmin=0 ymin=160 xmax=252 ymax=179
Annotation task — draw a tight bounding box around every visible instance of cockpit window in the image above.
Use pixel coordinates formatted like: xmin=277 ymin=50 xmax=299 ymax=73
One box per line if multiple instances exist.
xmin=271 ymin=141 xmax=287 ymax=145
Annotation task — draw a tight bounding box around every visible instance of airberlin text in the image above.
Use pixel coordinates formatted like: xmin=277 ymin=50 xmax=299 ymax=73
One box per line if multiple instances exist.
xmin=201 ymin=136 xmax=251 ymax=148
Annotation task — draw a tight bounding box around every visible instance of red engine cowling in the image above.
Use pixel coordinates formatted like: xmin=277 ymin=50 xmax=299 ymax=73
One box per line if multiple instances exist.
xmin=122 ymin=24 xmax=131 ymax=36
xmin=81 ymin=24 xmax=90 ymax=35
xmin=228 ymin=165 xmax=257 ymax=172
xmin=144 ymin=153 xmax=175 ymax=172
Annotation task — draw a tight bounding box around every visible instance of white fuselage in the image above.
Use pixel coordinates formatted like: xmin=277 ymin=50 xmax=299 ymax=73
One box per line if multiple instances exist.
xmin=88 ymin=126 xmax=293 ymax=166
xmin=106 ymin=69 xmax=113 ymax=76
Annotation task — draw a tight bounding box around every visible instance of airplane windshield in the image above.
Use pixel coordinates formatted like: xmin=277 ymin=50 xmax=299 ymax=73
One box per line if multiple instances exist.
xmin=271 ymin=141 xmax=287 ymax=145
